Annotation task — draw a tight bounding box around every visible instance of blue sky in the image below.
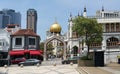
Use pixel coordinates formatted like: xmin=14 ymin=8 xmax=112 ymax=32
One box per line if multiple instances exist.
xmin=0 ymin=0 xmax=120 ymax=41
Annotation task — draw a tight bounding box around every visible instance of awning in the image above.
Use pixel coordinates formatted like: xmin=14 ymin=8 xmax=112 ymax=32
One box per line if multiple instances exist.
xmin=39 ymin=50 xmax=43 ymax=54
xmin=9 ymin=51 xmax=24 ymax=56
xmin=24 ymin=50 xmax=30 ymax=53
xmin=30 ymin=50 xmax=41 ymax=55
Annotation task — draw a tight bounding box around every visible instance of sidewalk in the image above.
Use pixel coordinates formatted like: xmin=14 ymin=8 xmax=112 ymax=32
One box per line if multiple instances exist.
xmin=0 ymin=64 xmax=79 ymax=74
xmin=77 ymin=67 xmax=112 ymax=74
xmin=99 ymin=63 xmax=120 ymax=74
xmin=77 ymin=63 xmax=120 ymax=74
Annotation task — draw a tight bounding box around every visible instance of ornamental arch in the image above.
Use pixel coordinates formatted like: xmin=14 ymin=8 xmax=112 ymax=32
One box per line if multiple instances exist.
xmin=44 ymin=36 xmax=67 ymax=61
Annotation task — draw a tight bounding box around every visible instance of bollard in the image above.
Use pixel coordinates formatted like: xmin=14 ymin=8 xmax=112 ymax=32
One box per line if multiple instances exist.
xmin=53 ymin=63 xmax=56 ymax=66
xmin=4 ymin=65 xmax=7 ymax=68
xmin=70 ymin=62 xmax=73 ymax=66
xmin=37 ymin=63 xmax=40 ymax=67
xmin=20 ymin=64 xmax=23 ymax=68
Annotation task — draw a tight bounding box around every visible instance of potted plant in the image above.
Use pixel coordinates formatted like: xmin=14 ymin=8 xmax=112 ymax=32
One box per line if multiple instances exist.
xmin=78 ymin=53 xmax=94 ymax=66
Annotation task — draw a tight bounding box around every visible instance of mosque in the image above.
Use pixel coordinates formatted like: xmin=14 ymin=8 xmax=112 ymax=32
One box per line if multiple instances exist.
xmin=46 ymin=7 xmax=120 ymax=64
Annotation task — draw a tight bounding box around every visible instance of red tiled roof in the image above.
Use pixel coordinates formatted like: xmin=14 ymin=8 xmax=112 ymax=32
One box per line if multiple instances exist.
xmin=11 ymin=29 xmax=39 ymax=37
xmin=6 ymin=28 xmax=12 ymax=32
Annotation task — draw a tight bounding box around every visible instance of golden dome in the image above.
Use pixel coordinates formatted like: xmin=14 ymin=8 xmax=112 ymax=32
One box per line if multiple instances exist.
xmin=50 ymin=22 xmax=61 ymax=33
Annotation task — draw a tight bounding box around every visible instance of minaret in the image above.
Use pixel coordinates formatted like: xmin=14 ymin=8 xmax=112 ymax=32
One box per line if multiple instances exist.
xmin=83 ymin=6 xmax=87 ymax=17
xmin=101 ymin=6 xmax=104 ymax=18
xmin=69 ymin=13 xmax=73 ymax=39
xmin=78 ymin=12 xmax=80 ymax=17
xmin=102 ymin=6 xmax=104 ymax=11
xmin=68 ymin=13 xmax=73 ymax=58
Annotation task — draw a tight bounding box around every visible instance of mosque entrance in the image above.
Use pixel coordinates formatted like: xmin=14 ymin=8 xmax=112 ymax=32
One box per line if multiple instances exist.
xmin=44 ymin=36 xmax=67 ymax=61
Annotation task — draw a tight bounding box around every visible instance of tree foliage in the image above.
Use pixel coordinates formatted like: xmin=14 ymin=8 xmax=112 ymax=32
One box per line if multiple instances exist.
xmin=73 ymin=16 xmax=103 ymax=57
xmin=47 ymin=42 xmax=53 ymax=51
xmin=40 ymin=42 xmax=44 ymax=51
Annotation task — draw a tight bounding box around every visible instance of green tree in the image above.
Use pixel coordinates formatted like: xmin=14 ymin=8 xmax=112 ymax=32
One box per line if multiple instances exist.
xmin=73 ymin=16 xmax=103 ymax=58
xmin=47 ymin=42 xmax=53 ymax=51
xmin=40 ymin=42 xmax=44 ymax=51
xmin=40 ymin=42 xmax=53 ymax=51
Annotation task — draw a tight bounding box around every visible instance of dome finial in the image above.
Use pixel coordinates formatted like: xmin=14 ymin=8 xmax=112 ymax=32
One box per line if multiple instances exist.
xmin=102 ymin=6 xmax=104 ymax=11
xmin=78 ymin=12 xmax=80 ymax=16
xmin=70 ymin=12 xmax=72 ymax=17
xmin=69 ymin=12 xmax=72 ymax=21
xmin=54 ymin=17 xmax=57 ymax=24
xmin=84 ymin=5 xmax=86 ymax=12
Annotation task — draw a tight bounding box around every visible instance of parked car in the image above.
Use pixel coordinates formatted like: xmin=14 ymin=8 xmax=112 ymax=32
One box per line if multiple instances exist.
xmin=11 ymin=57 xmax=26 ymax=64
xmin=18 ymin=59 xmax=41 ymax=66
xmin=62 ymin=56 xmax=80 ymax=64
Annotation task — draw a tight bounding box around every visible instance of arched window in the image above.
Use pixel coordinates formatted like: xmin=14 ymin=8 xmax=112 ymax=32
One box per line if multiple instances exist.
xmin=107 ymin=37 xmax=119 ymax=48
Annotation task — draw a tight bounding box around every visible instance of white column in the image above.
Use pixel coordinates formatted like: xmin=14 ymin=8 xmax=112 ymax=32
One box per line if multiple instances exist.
xmin=102 ymin=11 xmax=104 ymax=18
xmin=69 ymin=20 xmax=73 ymax=38
xmin=102 ymin=36 xmax=106 ymax=51
xmin=83 ymin=12 xmax=87 ymax=18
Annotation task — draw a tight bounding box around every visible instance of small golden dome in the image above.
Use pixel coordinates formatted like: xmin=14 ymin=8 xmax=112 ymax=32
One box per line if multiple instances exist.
xmin=50 ymin=22 xmax=61 ymax=33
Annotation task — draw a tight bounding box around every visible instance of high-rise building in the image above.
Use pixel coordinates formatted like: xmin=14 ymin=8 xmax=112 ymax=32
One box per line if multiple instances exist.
xmin=0 ymin=9 xmax=21 ymax=28
xmin=27 ymin=9 xmax=37 ymax=33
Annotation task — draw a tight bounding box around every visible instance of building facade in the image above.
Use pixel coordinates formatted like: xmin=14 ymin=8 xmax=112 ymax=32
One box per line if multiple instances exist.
xmin=9 ymin=29 xmax=43 ymax=63
xmin=0 ymin=9 xmax=21 ymax=28
xmin=46 ymin=7 xmax=120 ymax=64
xmin=27 ymin=9 xmax=37 ymax=33
xmin=67 ymin=7 xmax=120 ymax=64
xmin=0 ymin=24 xmax=20 ymax=66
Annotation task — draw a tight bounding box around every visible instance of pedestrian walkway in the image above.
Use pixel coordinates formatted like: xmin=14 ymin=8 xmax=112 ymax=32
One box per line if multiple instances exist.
xmin=98 ymin=67 xmax=120 ymax=74
xmin=77 ymin=63 xmax=120 ymax=74
xmin=99 ymin=63 xmax=120 ymax=74
xmin=77 ymin=67 xmax=112 ymax=74
xmin=0 ymin=64 xmax=79 ymax=74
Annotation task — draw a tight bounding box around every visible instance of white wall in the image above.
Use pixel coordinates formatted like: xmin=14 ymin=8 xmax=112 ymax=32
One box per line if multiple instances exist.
xmin=0 ymin=29 xmax=10 ymax=51
xmin=104 ymin=52 xmax=120 ymax=64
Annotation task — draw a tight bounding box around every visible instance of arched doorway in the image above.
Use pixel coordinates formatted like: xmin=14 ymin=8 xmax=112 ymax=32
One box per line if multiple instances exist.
xmin=72 ymin=46 xmax=78 ymax=56
xmin=44 ymin=36 xmax=66 ymax=61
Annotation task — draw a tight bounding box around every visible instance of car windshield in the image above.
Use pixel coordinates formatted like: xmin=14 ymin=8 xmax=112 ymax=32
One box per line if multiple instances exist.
xmin=26 ymin=59 xmax=37 ymax=62
xmin=68 ymin=57 xmax=80 ymax=60
xmin=26 ymin=59 xmax=32 ymax=61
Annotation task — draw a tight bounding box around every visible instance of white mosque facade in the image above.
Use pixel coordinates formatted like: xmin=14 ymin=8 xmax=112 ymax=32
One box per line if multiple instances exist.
xmin=46 ymin=7 xmax=120 ymax=64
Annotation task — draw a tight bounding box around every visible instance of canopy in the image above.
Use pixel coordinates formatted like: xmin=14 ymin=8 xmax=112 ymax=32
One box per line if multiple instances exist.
xmin=30 ymin=50 xmax=41 ymax=55
xmin=9 ymin=51 xmax=24 ymax=56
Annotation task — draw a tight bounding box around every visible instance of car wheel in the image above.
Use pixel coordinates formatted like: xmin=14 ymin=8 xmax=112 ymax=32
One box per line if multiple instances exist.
xmin=18 ymin=64 xmax=20 ymax=66
xmin=62 ymin=62 xmax=64 ymax=64
xmin=33 ymin=63 xmax=35 ymax=65
xmin=64 ymin=62 xmax=67 ymax=64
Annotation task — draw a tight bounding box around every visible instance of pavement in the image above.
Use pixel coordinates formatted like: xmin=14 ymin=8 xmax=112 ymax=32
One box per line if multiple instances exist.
xmin=0 ymin=64 xmax=79 ymax=74
xmin=77 ymin=63 xmax=120 ymax=74
xmin=0 ymin=59 xmax=120 ymax=74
